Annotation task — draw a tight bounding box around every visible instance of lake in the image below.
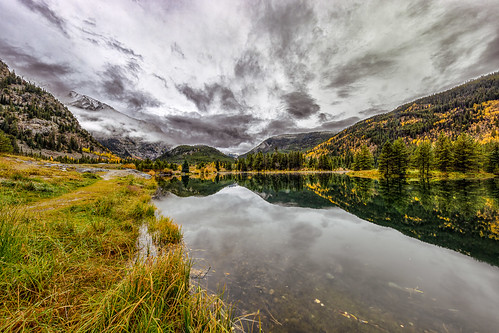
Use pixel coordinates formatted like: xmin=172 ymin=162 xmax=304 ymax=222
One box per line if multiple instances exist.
xmin=154 ymin=173 xmax=499 ymax=332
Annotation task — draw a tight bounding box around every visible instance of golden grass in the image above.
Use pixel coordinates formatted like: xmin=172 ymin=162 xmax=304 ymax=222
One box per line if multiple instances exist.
xmin=0 ymin=155 xmax=235 ymax=332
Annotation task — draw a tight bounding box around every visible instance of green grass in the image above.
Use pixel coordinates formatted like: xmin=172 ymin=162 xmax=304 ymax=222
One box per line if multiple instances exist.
xmin=0 ymin=156 xmax=235 ymax=332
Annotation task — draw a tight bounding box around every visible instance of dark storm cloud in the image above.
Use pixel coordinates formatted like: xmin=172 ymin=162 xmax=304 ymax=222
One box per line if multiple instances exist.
xmin=234 ymin=50 xmax=263 ymax=78
xmin=282 ymin=91 xmax=320 ymax=119
xmin=261 ymin=117 xmax=298 ymax=137
xmin=18 ymin=0 xmax=68 ymax=37
xmin=164 ymin=114 xmax=258 ymax=148
xmin=176 ymin=83 xmax=241 ymax=112
xmin=101 ymin=64 xmax=160 ymax=109
xmin=318 ymin=113 xmax=329 ymax=122
xmin=327 ymin=53 xmax=395 ymax=89
xmin=250 ymin=0 xmax=318 ymax=91
xmin=254 ymin=0 xmax=317 ymax=58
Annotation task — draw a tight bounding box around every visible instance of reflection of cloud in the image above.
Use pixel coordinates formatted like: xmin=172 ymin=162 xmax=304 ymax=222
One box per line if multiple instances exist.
xmin=288 ymin=222 xmax=323 ymax=250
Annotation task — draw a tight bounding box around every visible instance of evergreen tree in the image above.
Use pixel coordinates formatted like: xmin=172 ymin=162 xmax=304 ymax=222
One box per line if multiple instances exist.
xmin=317 ymin=155 xmax=331 ymax=170
xmin=182 ymin=160 xmax=190 ymax=173
xmin=434 ymin=133 xmax=452 ymax=172
xmin=378 ymin=141 xmax=394 ymax=177
xmin=353 ymin=145 xmax=373 ymax=170
xmin=0 ymin=130 xmax=13 ymax=153
xmin=253 ymin=152 xmax=264 ymax=171
xmin=453 ymin=133 xmax=480 ymax=173
xmin=391 ymin=138 xmax=409 ymax=177
xmin=414 ymin=139 xmax=433 ymax=177
xmin=487 ymin=141 xmax=499 ymax=174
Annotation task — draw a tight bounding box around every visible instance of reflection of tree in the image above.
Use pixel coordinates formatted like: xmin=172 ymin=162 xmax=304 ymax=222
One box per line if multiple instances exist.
xmin=311 ymin=176 xmax=499 ymax=267
xmin=351 ymin=177 xmax=375 ymax=202
xmin=157 ymin=172 xmax=499 ymax=266
xmin=181 ymin=175 xmax=190 ymax=188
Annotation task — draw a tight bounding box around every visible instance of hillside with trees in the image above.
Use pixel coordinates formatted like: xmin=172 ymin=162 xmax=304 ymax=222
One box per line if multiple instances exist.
xmin=156 ymin=145 xmax=234 ymax=164
xmin=0 ymin=60 xmax=107 ymax=157
xmin=309 ymin=71 xmax=499 ymax=168
xmin=243 ymin=131 xmax=335 ymax=156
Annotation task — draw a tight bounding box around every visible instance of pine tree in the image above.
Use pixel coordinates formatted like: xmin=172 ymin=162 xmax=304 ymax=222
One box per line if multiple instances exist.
xmin=487 ymin=141 xmax=499 ymax=174
xmin=182 ymin=160 xmax=189 ymax=173
xmin=253 ymin=152 xmax=264 ymax=171
xmin=453 ymin=133 xmax=480 ymax=173
xmin=391 ymin=138 xmax=409 ymax=177
xmin=378 ymin=141 xmax=393 ymax=177
xmin=414 ymin=139 xmax=433 ymax=177
xmin=353 ymin=145 xmax=373 ymax=170
xmin=0 ymin=130 xmax=13 ymax=153
xmin=435 ymin=133 xmax=452 ymax=172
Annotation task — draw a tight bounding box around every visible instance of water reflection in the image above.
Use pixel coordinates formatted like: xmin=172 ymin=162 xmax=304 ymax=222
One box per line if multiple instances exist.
xmin=158 ymin=173 xmax=499 ymax=266
xmin=154 ymin=174 xmax=499 ymax=332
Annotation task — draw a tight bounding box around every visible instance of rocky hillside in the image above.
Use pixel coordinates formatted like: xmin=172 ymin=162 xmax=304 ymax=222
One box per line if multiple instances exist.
xmin=65 ymin=91 xmax=171 ymax=159
xmin=243 ymin=131 xmax=335 ymax=156
xmin=157 ymin=145 xmax=234 ymax=164
xmin=309 ymin=71 xmax=499 ymax=157
xmin=0 ymin=60 xmax=106 ymax=157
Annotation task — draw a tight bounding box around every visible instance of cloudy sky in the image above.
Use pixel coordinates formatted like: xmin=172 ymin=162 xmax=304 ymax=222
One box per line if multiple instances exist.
xmin=1 ymin=0 xmax=499 ymax=153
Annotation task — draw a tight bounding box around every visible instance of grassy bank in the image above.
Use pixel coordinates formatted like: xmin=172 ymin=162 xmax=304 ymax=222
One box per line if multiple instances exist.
xmin=0 ymin=155 xmax=234 ymax=332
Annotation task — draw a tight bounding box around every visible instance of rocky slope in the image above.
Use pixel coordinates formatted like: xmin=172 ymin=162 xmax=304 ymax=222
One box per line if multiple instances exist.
xmin=0 ymin=60 xmax=106 ymax=157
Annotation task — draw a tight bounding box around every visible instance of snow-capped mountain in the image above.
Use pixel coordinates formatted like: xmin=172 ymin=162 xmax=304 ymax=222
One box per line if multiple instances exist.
xmin=64 ymin=92 xmax=171 ymax=159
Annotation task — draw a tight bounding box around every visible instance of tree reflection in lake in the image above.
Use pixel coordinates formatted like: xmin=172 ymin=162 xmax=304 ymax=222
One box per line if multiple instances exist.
xmin=155 ymin=173 xmax=499 ymax=332
xmin=158 ymin=173 xmax=499 ymax=266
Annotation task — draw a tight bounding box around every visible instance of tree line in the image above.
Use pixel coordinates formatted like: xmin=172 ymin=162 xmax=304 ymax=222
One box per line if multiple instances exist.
xmin=365 ymin=132 xmax=499 ymax=177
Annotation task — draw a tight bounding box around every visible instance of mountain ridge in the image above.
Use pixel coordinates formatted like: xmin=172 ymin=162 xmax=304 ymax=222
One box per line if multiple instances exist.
xmin=243 ymin=131 xmax=335 ymax=156
xmin=157 ymin=145 xmax=234 ymax=164
xmin=309 ymin=71 xmax=499 ymax=157
xmin=0 ymin=60 xmax=107 ymax=157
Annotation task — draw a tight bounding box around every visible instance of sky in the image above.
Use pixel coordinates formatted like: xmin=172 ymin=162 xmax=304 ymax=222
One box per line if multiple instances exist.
xmin=1 ymin=0 xmax=499 ymax=153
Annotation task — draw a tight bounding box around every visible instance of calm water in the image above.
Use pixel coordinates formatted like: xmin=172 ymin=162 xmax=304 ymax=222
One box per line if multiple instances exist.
xmin=154 ymin=174 xmax=499 ymax=332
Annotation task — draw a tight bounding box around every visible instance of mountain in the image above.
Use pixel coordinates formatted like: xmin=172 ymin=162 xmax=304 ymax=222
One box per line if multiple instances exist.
xmin=64 ymin=91 xmax=171 ymax=159
xmin=157 ymin=145 xmax=234 ymax=164
xmin=309 ymin=71 xmax=499 ymax=157
xmin=0 ymin=60 xmax=106 ymax=157
xmin=243 ymin=131 xmax=335 ymax=156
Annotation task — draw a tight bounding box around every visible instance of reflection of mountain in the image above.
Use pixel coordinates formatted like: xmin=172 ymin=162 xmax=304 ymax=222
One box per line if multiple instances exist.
xmin=158 ymin=173 xmax=499 ymax=266
xmin=235 ymin=173 xmax=333 ymax=208
xmin=156 ymin=176 xmax=235 ymax=198
xmin=307 ymin=175 xmax=499 ymax=267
